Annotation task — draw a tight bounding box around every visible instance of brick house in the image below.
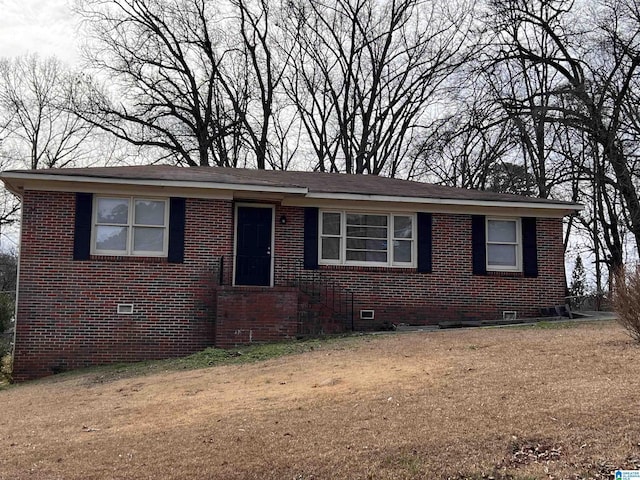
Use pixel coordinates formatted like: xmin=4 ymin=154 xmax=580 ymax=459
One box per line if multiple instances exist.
xmin=1 ymin=165 xmax=580 ymax=380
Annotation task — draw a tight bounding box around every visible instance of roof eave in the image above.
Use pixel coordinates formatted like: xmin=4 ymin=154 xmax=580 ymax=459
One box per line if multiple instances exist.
xmin=0 ymin=171 xmax=583 ymax=215
xmin=304 ymin=192 xmax=583 ymax=213
xmin=0 ymin=171 xmax=309 ymax=196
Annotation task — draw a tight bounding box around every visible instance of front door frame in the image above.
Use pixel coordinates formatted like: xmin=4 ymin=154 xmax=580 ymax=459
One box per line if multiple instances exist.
xmin=233 ymin=202 xmax=275 ymax=287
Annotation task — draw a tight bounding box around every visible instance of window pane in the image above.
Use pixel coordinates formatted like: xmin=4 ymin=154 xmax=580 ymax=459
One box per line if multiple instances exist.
xmin=487 ymin=244 xmax=517 ymax=266
xmin=346 ymin=250 xmax=365 ymax=261
xmin=97 ymin=198 xmax=129 ymax=224
xmin=394 ymin=240 xmax=412 ymax=263
xmin=321 ymin=237 xmax=340 ymax=260
xmin=346 ymin=238 xmax=366 ymax=250
xmin=346 ymin=250 xmax=388 ymax=262
xmin=367 ymin=251 xmax=387 ymax=262
xmin=135 ymin=200 xmax=166 ymax=226
xmin=488 ymin=220 xmax=516 ymax=243
xmin=346 ymin=226 xmax=387 ymax=238
xmin=133 ymin=227 xmax=164 ymax=252
xmin=346 ymin=214 xmax=387 ymax=227
xmin=96 ymin=225 xmax=127 ymax=251
xmin=346 ymin=238 xmax=387 ymax=251
xmin=394 ymin=216 xmax=412 ymax=238
xmin=322 ymin=212 xmax=341 ymax=236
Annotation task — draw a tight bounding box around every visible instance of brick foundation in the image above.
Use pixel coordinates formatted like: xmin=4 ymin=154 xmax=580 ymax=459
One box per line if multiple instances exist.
xmin=215 ymin=286 xmax=299 ymax=348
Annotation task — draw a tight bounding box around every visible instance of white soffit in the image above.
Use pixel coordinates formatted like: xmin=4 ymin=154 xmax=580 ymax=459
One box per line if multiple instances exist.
xmin=0 ymin=172 xmax=308 ymax=198
xmin=284 ymin=193 xmax=582 ymax=217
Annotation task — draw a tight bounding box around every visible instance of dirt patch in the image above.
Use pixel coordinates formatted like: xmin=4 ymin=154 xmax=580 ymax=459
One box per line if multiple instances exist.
xmin=0 ymin=321 xmax=638 ymax=479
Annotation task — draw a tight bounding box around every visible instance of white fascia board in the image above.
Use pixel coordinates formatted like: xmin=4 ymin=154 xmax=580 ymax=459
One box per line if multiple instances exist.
xmin=284 ymin=196 xmax=581 ymax=218
xmin=12 ymin=180 xmax=294 ymax=202
xmin=303 ymin=192 xmax=583 ymax=213
xmin=24 ymin=181 xmax=235 ymax=200
xmin=0 ymin=172 xmax=308 ymax=196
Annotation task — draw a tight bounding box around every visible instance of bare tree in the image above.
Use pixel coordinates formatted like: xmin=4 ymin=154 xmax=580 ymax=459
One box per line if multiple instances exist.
xmin=477 ymin=0 xmax=585 ymax=199
xmin=0 ymin=54 xmax=105 ymax=229
xmin=75 ymin=0 xmax=243 ymax=167
xmin=407 ymin=87 xmax=521 ymax=189
xmin=0 ymin=55 xmax=95 ymax=170
xmin=282 ymin=0 xmax=475 ymax=175
xmin=76 ymin=0 xmax=299 ymax=169
xmin=485 ymin=0 xmax=640 ymax=269
xmin=220 ymin=0 xmax=297 ymax=169
xmin=0 ymin=99 xmax=15 ymax=228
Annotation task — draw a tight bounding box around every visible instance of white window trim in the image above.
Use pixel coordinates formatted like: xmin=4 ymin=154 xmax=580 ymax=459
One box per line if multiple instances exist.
xmin=91 ymin=196 xmax=170 ymax=257
xmin=343 ymin=212 xmax=389 ymax=267
xmin=318 ymin=210 xmax=342 ymax=265
xmin=486 ymin=217 xmax=522 ymax=272
xmin=391 ymin=215 xmax=415 ymax=267
xmin=318 ymin=211 xmax=416 ymax=268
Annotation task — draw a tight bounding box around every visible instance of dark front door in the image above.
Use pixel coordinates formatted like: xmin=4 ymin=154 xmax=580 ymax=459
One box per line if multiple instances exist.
xmin=235 ymin=206 xmax=273 ymax=286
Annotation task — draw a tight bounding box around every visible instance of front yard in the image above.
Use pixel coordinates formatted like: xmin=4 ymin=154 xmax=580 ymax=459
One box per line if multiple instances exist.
xmin=0 ymin=321 xmax=637 ymax=479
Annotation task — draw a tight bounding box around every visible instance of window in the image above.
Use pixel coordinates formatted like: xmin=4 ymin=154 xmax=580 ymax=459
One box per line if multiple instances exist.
xmin=486 ymin=218 xmax=521 ymax=271
xmin=393 ymin=215 xmax=413 ymax=263
xmin=320 ymin=212 xmax=341 ymax=262
xmin=319 ymin=211 xmax=414 ymax=266
xmin=93 ymin=197 xmax=169 ymax=256
xmin=346 ymin=213 xmax=388 ymax=263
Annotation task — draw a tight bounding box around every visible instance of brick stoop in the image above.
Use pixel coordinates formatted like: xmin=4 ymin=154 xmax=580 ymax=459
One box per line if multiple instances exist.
xmin=214 ymin=286 xmax=299 ymax=348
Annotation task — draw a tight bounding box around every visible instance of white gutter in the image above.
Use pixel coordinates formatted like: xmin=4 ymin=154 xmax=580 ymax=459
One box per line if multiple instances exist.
xmin=304 ymin=192 xmax=583 ymax=211
xmin=0 ymin=172 xmax=309 ymax=195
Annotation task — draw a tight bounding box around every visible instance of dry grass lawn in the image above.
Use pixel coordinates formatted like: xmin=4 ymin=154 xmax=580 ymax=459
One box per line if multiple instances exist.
xmin=1 ymin=321 xmax=639 ymax=479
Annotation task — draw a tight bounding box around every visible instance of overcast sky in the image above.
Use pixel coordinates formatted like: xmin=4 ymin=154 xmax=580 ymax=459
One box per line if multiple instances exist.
xmin=0 ymin=0 xmax=80 ymax=64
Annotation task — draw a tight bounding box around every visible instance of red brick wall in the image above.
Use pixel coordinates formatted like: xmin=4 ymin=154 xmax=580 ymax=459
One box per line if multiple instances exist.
xmin=270 ymin=209 xmax=566 ymax=329
xmin=13 ymin=190 xmax=567 ymax=380
xmin=14 ymin=191 xmax=234 ymax=381
xmin=215 ymin=286 xmax=299 ymax=348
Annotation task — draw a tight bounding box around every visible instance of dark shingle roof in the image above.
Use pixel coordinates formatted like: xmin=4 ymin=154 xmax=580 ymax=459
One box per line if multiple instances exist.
xmin=2 ymin=165 xmax=579 ymax=207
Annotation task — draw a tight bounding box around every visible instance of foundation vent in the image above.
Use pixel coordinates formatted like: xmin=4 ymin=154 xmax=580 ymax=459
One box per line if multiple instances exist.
xmin=117 ymin=304 xmax=134 ymax=315
xmin=360 ymin=309 xmax=375 ymax=320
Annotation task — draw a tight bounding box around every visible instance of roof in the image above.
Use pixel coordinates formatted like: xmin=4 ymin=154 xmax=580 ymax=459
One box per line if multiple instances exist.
xmin=0 ymin=165 xmax=582 ymax=213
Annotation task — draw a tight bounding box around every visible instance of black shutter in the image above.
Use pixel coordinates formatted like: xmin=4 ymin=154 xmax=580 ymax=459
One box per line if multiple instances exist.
xmin=522 ymin=217 xmax=538 ymax=277
xmin=471 ymin=215 xmax=487 ymax=275
xmin=304 ymin=207 xmax=319 ymax=270
xmin=74 ymin=192 xmax=93 ymax=261
xmin=168 ymin=197 xmax=186 ymax=264
xmin=416 ymin=212 xmax=432 ymax=273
